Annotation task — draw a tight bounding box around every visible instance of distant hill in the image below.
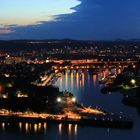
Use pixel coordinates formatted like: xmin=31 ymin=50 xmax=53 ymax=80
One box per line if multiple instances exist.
xmin=0 ymin=39 xmax=140 ymax=51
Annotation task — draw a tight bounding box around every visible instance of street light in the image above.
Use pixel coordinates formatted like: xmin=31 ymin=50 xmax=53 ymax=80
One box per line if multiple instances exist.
xmin=72 ymin=97 xmax=76 ymax=103
xmin=46 ymin=60 xmax=49 ymax=63
xmin=130 ymin=79 xmax=136 ymax=85
xmin=57 ymin=97 xmax=62 ymax=103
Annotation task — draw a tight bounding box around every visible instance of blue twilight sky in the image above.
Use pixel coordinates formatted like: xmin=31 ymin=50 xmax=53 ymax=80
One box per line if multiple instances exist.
xmin=0 ymin=0 xmax=140 ymax=40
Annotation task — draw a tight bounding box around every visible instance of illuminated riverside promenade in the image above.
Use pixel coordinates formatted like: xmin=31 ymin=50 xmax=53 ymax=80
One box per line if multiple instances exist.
xmin=0 ymin=106 xmax=104 ymax=120
xmin=0 ymin=103 xmax=133 ymax=129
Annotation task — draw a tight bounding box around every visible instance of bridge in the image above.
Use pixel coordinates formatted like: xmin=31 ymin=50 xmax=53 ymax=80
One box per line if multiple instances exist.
xmin=51 ymin=59 xmax=137 ymax=71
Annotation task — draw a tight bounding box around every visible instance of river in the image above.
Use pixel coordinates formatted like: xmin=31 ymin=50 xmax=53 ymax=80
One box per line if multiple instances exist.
xmin=0 ymin=69 xmax=140 ymax=140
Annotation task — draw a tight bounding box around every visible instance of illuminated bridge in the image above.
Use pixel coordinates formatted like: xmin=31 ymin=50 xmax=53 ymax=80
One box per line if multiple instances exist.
xmin=50 ymin=59 xmax=137 ymax=71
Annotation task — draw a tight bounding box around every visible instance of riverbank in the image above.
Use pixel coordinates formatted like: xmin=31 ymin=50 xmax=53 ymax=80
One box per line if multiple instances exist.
xmin=0 ymin=114 xmax=133 ymax=129
xmin=101 ymin=84 xmax=140 ymax=108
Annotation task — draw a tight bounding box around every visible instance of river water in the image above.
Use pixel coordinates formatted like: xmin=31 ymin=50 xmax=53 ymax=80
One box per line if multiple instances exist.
xmin=0 ymin=70 xmax=140 ymax=140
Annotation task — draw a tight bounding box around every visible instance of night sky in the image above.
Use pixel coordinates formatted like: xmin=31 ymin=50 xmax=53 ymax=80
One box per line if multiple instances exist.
xmin=0 ymin=0 xmax=140 ymax=40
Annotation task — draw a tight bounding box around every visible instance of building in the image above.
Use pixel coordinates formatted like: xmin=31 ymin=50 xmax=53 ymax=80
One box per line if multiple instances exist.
xmin=5 ymin=56 xmax=23 ymax=64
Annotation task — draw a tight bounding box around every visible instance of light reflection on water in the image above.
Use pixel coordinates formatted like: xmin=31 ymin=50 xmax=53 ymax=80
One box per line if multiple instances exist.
xmin=34 ymin=124 xmax=38 ymax=133
xmin=1 ymin=123 xmax=5 ymax=131
xmin=0 ymin=69 xmax=140 ymax=139
xmin=57 ymin=69 xmax=106 ymax=102
xmin=71 ymin=72 xmax=74 ymax=90
xmin=74 ymin=124 xmax=78 ymax=135
xmin=65 ymin=71 xmax=68 ymax=89
xmin=44 ymin=122 xmax=47 ymax=132
xmin=57 ymin=69 xmax=121 ymax=94
xmin=76 ymin=72 xmax=79 ymax=89
xmin=25 ymin=123 xmax=29 ymax=133
xmin=55 ymin=69 xmax=140 ymax=139
xmin=58 ymin=69 xmax=127 ymax=106
xmin=0 ymin=122 xmax=79 ymax=137
xmin=58 ymin=123 xmax=62 ymax=135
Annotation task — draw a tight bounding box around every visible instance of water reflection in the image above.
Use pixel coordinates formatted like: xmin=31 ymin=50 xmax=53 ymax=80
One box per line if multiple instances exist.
xmin=82 ymin=72 xmax=85 ymax=88
xmin=25 ymin=123 xmax=29 ymax=133
xmin=71 ymin=72 xmax=74 ymax=90
xmin=34 ymin=124 xmax=38 ymax=132
xmin=76 ymin=72 xmax=79 ymax=89
xmin=93 ymin=75 xmax=96 ymax=86
xmin=58 ymin=70 xmax=101 ymax=92
xmin=68 ymin=124 xmax=72 ymax=135
xmin=56 ymin=68 xmax=127 ymax=106
xmin=58 ymin=123 xmax=62 ymax=135
xmin=1 ymin=123 xmax=5 ymax=131
xmin=74 ymin=124 xmax=78 ymax=135
xmin=60 ymin=74 xmax=62 ymax=90
xmin=57 ymin=69 xmax=107 ymax=92
xmin=0 ymin=122 xmax=79 ymax=137
xmin=43 ymin=122 xmax=47 ymax=132
xmin=38 ymin=123 xmax=42 ymax=131
xmin=58 ymin=123 xmax=78 ymax=136
xmin=19 ymin=122 xmax=22 ymax=131
xmin=65 ymin=71 xmax=68 ymax=89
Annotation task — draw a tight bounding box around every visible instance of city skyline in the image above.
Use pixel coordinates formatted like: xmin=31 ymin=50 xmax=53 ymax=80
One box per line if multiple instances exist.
xmin=0 ymin=1 xmax=139 ymax=139
xmin=0 ymin=0 xmax=140 ymax=40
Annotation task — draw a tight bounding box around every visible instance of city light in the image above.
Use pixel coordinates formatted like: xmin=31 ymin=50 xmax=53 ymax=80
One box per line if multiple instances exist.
xmin=57 ymin=97 xmax=62 ymax=102
xmin=72 ymin=97 xmax=76 ymax=102
xmin=0 ymin=40 xmax=137 ymax=131
xmin=46 ymin=60 xmax=49 ymax=63
xmin=130 ymin=79 xmax=136 ymax=85
xmin=4 ymin=74 xmax=10 ymax=78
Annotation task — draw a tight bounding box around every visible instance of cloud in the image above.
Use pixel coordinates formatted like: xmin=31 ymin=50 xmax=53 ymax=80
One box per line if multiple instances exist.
xmin=0 ymin=25 xmax=15 ymax=34
xmin=0 ymin=29 xmax=14 ymax=34
xmin=0 ymin=0 xmax=81 ymax=26
xmin=0 ymin=0 xmax=81 ymax=35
